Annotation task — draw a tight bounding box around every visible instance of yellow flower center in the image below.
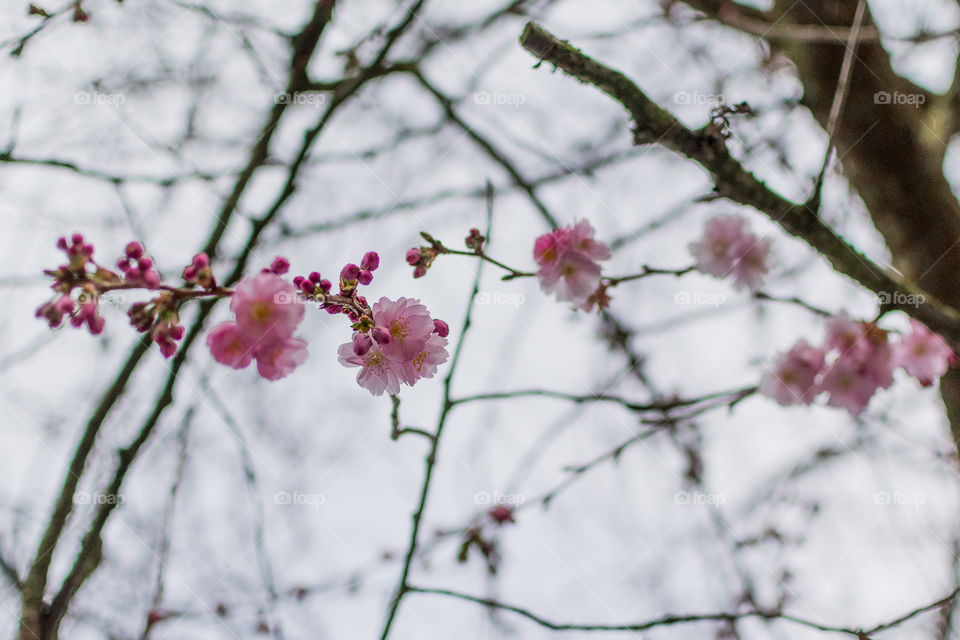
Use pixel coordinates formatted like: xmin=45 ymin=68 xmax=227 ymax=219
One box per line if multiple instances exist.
xmin=390 ymin=320 xmax=408 ymax=341
xmin=249 ymin=301 xmax=272 ymax=324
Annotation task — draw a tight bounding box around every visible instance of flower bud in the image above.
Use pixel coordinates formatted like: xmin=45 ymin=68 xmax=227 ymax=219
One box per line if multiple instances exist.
xmin=270 ymin=256 xmax=290 ymax=275
xmin=125 ymin=241 xmax=144 ymax=259
xmin=341 ymin=263 xmax=360 ymax=281
xmin=361 ymin=251 xmax=379 ymax=271
xmin=352 ymin=333 xmax=373 ymax=356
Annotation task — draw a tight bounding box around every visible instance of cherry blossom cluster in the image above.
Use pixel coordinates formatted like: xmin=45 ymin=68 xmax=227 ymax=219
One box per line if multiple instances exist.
xmin=206 ymin=259 xmax=309 ymax=381
xmin=761 ymin=315 xmax=955 ymax=414
xmin=688 ymin=214 xmax=770 ymax=291
xmin=533 ymin=220 xmax=612 ymax=309
xmin=37 ymin=235 xmax=449 ymax=392
xmin=36 ymin=235 xmax=188 ymax=346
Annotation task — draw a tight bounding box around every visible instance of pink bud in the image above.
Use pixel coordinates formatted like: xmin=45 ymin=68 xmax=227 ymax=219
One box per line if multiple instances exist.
xmin=352 ymin=333 xmax=373 ymax=356
xmin=55 ymin=296 xmax=75 ymax=314
xmin=192 ymin=253 xmax=209 ymax=269
xmin=361 ymin=251 xmax=379 ymax=271
xmin=182 ymin=265 xmax=197 ymax=281
xmin=405 ymin=248 xmax=421 ymax=265
xmin=170 ymin=324 xmax=185 ymax=340
xmin=355 ymin=295 xmax=367 ymax=307
xmin=56 ymin=237 xmax=68 ymax=251
xmin=309 ymin=271 xmax=321 ymax=283
xmin=143 ymin=269 xmax=161 ymax=288
xmin=298 ymin=279 xmax=314 ymax=293
xmin=372 ymin=327 xmax=390 ymax=345
xmin=71 ymin=233 xmax=84 ymax=245
xmin=127 ymin=267 xmax=141 ymax=281
xmin=116 ymin=258 xmax=130 ymax=272
xmin=271 ymin=256 xmax=290 ymax=275
xmin=358 ymin=270 xmax=373 ymax=285
xmin=125 ymin=241 xmax=144 ymax=259
xmin=341 ymin=263 xmax=360 ymax=281
xmin=81 ymin=243 xmax=94 ymax=257
xmin=489 ymin=506 xmax=514 ymax=525
xmin=325 ymin=304 xmax=343 ymax=315
xmin=88 ymin=314 xmax=105 ymax=335
xmin=319 ymin=279 xmax=332 ymax=293
xmin=137 ymin=257 xmax=153 ymax=270
xmin=413 ymin=265 xmax=426 ymax=278
xmin=433 ymin=319 xmax=449 ymax=337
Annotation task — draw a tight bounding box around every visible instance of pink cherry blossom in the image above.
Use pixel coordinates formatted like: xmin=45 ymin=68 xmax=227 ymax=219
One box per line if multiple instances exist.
xmin=152 ymin=320 xmax=185 ymax=359
xmin=730 ymin=237 xmax=771 ymax=291
xmin=760 ymin=340 xmax=825 ymax=406
xmin=399 ymin=333 xmax=449 ymax=385
xmin=825 ymin=313 xmax=872 ymax=361
xmin=70 ymin=301 xmax=105 ymax=335
xmin=533 ymin=220 xmax=610 ymax=306
xmin=895 ymin=319 xmax=954 ymax=386
xmin=230 ymin=272 xmax=304 ymax=343
xmin=206 ymin=322 xmax=255 ymax=369
xmin=337 ymin=340 xmax=404 ymax=396
xmin=372 ymin=297 xmax=434 ymax=361
xmin=819 ymin=357 xmax=880 ymax=415
xmin=255 ymin=337 xmax=309 ymax=381
xmin=689 ymin=214 xmax=770 ymax=291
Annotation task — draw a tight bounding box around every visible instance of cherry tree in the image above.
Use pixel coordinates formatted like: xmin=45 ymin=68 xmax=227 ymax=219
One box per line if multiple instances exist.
xmin=4 ymin=1 xmax=960 ymax=639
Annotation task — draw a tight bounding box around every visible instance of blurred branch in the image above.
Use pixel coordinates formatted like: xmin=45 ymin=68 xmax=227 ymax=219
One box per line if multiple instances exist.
xmin=413 ymin=70 xmax=560 ymax=228
xmin=405 ymin=585 xmax=856 ymax=635
xmin=517 ymin=22 xmax=960 ymax=348
xmin=408 ymin=583 xmax=960 ymax=636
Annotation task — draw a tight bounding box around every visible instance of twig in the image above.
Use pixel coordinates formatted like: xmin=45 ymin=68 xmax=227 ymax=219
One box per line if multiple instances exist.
xmin=378 ymin=182 xmax=494 ymax=640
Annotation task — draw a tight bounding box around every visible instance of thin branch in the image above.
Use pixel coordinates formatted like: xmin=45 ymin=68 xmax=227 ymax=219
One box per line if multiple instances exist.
xmin=378 ymin=182 xmax=494 ymax=640
xmin=405 ymin=585 xmax=871 ymax=635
